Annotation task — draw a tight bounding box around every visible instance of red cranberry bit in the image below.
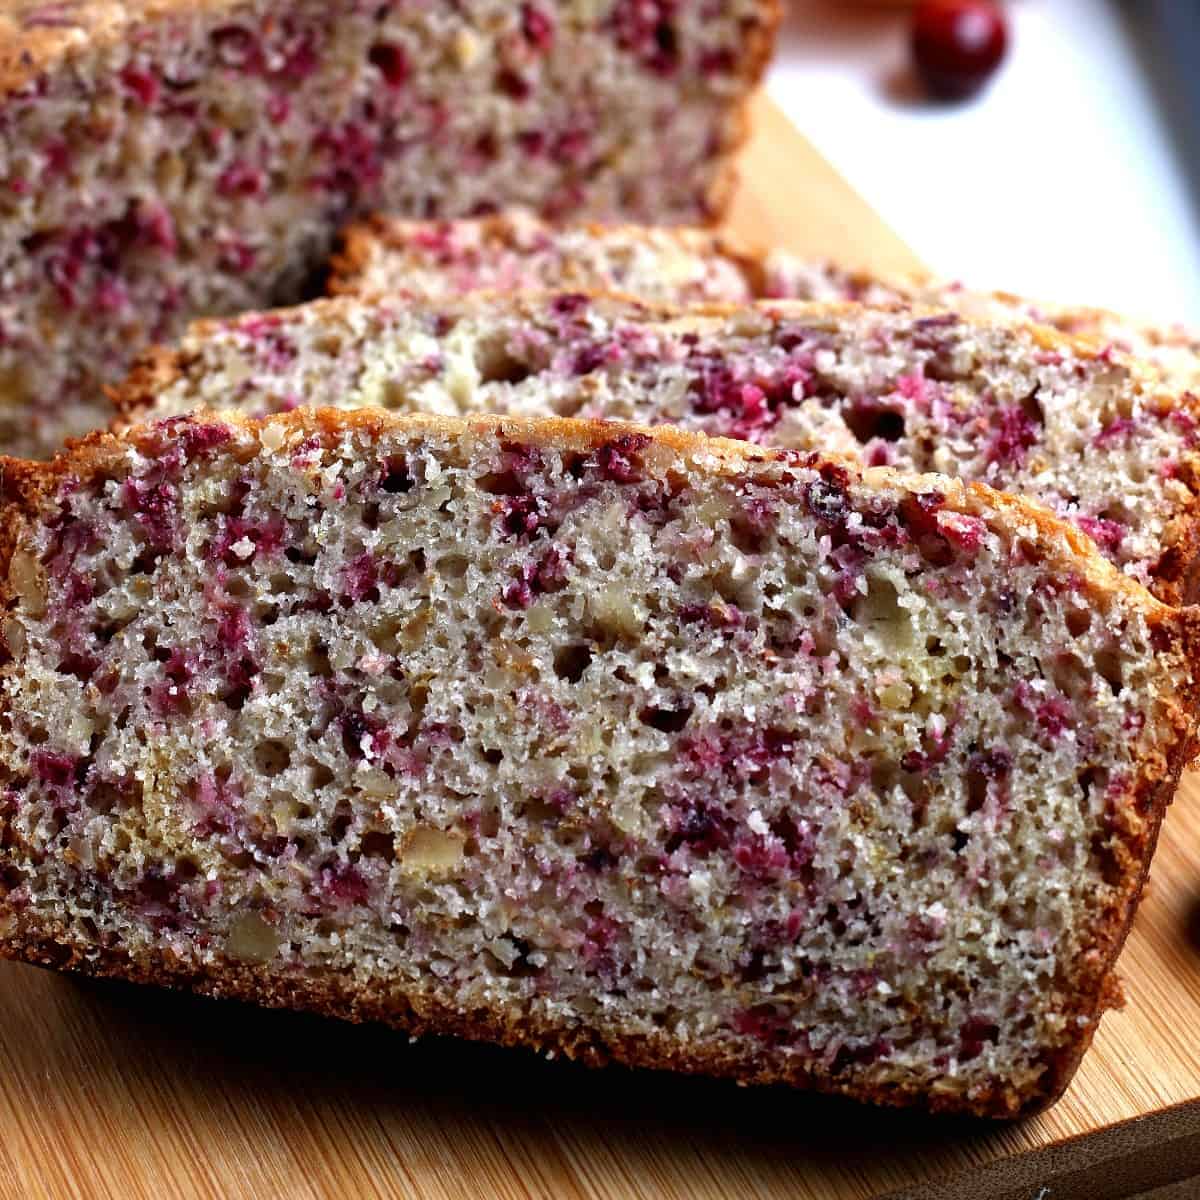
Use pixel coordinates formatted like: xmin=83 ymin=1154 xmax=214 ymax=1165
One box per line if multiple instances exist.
xmin=212 ymin=25 xmax=264 ymax=71
xmin=1093 ymin=417 xmax=1136 ymax=448
xmin=370 ymin=41 xmax=410 ymax=88
xmin=935 ymin=510 xmax=986 ymax=554
xmin=119 ymin=64 xmax=160 ymax=106
xmin=152 ymin=648 xmax=196 ymax=716
xmin=522 ymin=4 xmax=555 ymax=52
xmin=593 ymin=433 xmax=650 ymax=484
xmin=181 ymin=421 xmax=233 ymax=458
xmin=494 ymin=493 xmax=543 ymax=539
xmin=550 ymin=292 xmax=590 ymax=318
xmin=911 ymin=1 xmax=1008 ymax=102
xmin=611 ymin=0 xmax=679 ymax=75
xmin=340 ymin=553 xmax=380 ymax=605
xmin=217 ymin=161 xmax=265 ymax=198
xmin=986 ymin=403 xmax=1040 ymax=469
xmin=1075 ymin=515 xmax=1125 ymax=555
xmin=320 ymin=864 xmax=372 ymax=906
xmin=497 ymin=69 xmax=532 ymax=101
xmin=32 ymin=751 xmax=79 ymax=789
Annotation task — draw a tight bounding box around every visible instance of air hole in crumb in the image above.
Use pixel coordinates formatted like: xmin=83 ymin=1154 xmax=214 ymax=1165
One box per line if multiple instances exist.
xmin=306 ymin=641 xmax=334 ymax=677
xmin=438 ymin=555 xmax=468 ymax=580
xmin=222 ymin=683 xmax=252 ymax=710
xmin=553 ymin=644 xmax=592 ymax=682
xmin=845 ymin=404 xmax=905 ymax=444
xmin=130 ymin=552 xmax=160 ymax=576
xmin=951 ymin=829 xmax=969 ymax=853
xmin=478 ymin=470 xmax=523 ymax=496
xmin=476 ymin=345 xmax=535 ymax=387
xmin=381 ymin=458 xmax=413 ymax=494
xmin=482 ymin=748 xmax=503 ymax=765
xmin=1090 ymin=831 xmax=1123 ymax=886
xmin=729 ymin=520 xmax=764 ymax=556
xmin=522 ymin=797 xmax=560 ymax=823
xmin=253 ymin=740 xmax=291 ymax=776
xmin=330 ymin=810 xmax=352 ymax=844
xmin=966 ymin=769 xmax=988 ymax=814
xmin=1077 ymin=766 xmax=1106 ymax=814
xmin=308 ymin=762 xmax=335 ymax=789
xmin=1066 ymin=608 xmax=1091 ymax=638
xmin=639 ymin=704 xmax=693 ymax=734
xmin=1022 ymin=388 xmax=1045 ymax=428
xmin=1095 ymin=648 xmax=1123 ymax=695
xmin=359 ymin=830 xmax=396 ymax=863
xmin=175 ymin=856 xmax=199 ymax=880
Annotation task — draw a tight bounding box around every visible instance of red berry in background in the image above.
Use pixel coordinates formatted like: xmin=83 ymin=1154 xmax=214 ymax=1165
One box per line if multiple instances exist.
xmin=911 ymin=0 xmax=1008 ymax=101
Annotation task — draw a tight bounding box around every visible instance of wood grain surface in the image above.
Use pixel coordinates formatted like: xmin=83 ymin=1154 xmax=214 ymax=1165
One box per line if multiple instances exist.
xmin=2 ymin=96 xmax=1200 ymax=1200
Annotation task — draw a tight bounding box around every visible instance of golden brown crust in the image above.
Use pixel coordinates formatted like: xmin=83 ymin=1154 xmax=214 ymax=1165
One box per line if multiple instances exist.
xmin=3 ymin=407 xmax=1195 ymax=1118
xmin=0 ymin=920 xmax=1035 ymax=1118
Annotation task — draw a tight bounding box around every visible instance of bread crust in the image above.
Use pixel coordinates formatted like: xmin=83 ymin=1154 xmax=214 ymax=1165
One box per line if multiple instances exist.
xmin=1 ymin=409 xmax=1196 ymax=1118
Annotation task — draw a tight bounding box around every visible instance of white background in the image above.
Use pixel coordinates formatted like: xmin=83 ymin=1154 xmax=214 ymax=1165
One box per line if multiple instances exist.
xmin=768 ymin=1 xmax=1200 ymax=324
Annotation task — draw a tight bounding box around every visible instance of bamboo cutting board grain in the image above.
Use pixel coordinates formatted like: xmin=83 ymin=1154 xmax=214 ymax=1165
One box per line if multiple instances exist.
xmin=3 ymin=97 xmax=1200 ymax=1200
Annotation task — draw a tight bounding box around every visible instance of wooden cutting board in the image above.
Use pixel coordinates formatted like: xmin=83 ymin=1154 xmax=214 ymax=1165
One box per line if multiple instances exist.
xmin=3 ymin=97 xmax=1200 ymax=1200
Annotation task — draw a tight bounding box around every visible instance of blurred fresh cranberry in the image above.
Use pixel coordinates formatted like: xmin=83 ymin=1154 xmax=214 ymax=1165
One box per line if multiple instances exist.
xmin=911 ymin=0 xmax=1008 ymax=101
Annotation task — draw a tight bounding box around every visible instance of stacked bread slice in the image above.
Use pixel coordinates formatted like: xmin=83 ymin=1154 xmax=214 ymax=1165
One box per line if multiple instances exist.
xmin=331 ymin=213 xmax=1200 ymax=392
xmin=1 ymin=410 xmax=1196 ymax=1118
xmin=116 ymin=292 xmax=1200 ymax=603
xmin=1 ymin=119 xmax=1198 ymax=1110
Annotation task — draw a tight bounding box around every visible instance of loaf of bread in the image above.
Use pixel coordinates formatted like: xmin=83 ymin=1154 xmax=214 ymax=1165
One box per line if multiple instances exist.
xmin=2 ymin=410 xmax=1195 ymax=1116
xmin=330 ymin=214 xmax=1200 ymax=389
xmin=117 ymin=293 xmax=1200 ymax=604
xmin=0 ymin=1 xmax=776 ymax=459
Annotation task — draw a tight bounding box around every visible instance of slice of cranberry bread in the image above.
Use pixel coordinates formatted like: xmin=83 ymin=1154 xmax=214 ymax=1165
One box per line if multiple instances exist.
xmin=117 ymin=294 xmax=1200 ymax=604
xmin=329 ymin=215 xmax=1200 ymax=390
xmin=0 ymin=0 xmax=776 ymax=460
xmin=1 ymin=410 xmax=1195 ymax=1116
xmin=330 ymin=213 xmax=768 ymax=305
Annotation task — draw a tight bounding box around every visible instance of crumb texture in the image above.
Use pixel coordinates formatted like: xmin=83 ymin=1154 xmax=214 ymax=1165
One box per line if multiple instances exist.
xmin=0 ymin=413 xmax=1192 ymax=1117
xmin=0 ymin=1 xmax=773 ymax=457
xmin=131 ymin=295 xmax=1200 ymax=603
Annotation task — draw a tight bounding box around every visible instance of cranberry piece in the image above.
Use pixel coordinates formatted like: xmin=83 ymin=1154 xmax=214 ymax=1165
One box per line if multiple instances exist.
xmin=911 ymin=1 xmax=1008 ymax=101
xmin=369 ymin=42 xmax=410 ymax=89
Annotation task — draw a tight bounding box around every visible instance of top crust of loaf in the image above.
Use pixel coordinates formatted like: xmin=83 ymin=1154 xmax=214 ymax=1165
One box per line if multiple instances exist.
xmin=1 ymin=408 xmax=1198 ymax=1117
